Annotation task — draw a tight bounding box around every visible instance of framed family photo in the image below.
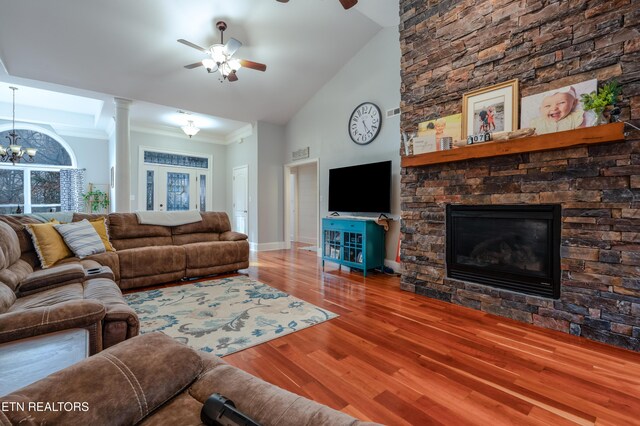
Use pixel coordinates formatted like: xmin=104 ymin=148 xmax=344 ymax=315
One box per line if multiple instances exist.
xmin=520 ymin=79 xmax=598 ymax=135
xmin=461 ymin=79 xmax=519 ymax=138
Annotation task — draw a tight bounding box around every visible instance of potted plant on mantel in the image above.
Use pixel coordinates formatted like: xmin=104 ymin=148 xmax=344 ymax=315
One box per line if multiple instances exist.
xmin=82 ymin=184 xmax=110 ymax=213
xmin=581 ymin=80 xmax=622 ymax=125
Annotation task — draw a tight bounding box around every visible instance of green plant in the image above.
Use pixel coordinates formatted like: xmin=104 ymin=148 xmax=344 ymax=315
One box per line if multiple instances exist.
xmin=82 ymin=188 xmax=109 ymax=212
xmin=580 ymin=80 xmax=622 ymax=117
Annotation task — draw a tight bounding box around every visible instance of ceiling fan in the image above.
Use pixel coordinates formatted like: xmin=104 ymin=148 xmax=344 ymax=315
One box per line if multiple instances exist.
xmin=276 ymin=0 xmax=358 ymax=9
xmin=178 ymin=21 xmax=266 ymax=82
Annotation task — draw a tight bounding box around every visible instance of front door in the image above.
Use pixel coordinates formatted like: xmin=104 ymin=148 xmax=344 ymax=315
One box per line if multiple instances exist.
xmin=140 ymin=166 xmax=201 ymax=211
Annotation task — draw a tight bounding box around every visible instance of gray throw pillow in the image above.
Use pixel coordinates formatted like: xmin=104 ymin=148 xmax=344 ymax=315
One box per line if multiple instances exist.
xmin=54 ymin=219 xmax=106 ymax=259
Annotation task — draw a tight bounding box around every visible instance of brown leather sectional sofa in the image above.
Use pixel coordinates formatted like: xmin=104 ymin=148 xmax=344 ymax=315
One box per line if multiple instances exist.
xmin=0 ymin=211 xmax=249 ymax=353
xmin=71 ymin=212 xmax=250 ymax=289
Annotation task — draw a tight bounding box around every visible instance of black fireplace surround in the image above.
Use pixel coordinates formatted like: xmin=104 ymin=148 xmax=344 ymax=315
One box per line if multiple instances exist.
xmin=446 ymin=205 xmax=561 ymax=298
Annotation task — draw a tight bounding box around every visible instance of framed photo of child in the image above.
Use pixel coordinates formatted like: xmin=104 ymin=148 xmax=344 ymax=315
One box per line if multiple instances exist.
xmin=521 ymin=79 xmax=598 ymax=135
xmin=461 ymin=79 xmax=519 ymax=139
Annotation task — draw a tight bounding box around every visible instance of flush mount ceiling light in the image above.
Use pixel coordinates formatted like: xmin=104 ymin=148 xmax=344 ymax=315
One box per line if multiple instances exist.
xmin=179 ymin=111 xmax=200 ymax=138
xmin=0 ymin=87 xmax=37 ymax=164
xmin=178 ymin=21 xmax=266 ymax=83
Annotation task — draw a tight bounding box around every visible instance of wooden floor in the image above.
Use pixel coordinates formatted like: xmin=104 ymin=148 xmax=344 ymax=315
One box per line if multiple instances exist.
xmin=218 ymin=245 xmax=640 ymax=425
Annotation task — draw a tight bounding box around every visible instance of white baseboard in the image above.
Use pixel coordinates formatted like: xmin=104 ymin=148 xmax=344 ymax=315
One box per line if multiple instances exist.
xmin=384 ymin=259 xmax=400 ymax=274
xmin=249 ymin=241 xmax=287 ymax=252
xmin=296 ymin=236 xmax=317 ymax=245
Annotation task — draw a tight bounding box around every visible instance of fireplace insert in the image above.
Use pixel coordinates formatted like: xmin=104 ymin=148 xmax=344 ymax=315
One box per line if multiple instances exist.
xmin=446 ymin=205 xmax=560 ymax=298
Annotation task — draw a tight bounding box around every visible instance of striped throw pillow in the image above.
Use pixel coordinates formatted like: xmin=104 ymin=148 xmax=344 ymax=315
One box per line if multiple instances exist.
xmin=54 ymin=219 xmax=106 ymax=259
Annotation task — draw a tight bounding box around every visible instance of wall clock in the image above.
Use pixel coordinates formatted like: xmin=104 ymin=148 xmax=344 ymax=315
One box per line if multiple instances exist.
xmin=348 ymin=102 xmax=382 ymax=145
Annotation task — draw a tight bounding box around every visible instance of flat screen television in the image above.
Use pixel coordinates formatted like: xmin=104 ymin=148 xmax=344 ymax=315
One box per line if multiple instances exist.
xmin=328 ymin=160 xmax=391 ymax=213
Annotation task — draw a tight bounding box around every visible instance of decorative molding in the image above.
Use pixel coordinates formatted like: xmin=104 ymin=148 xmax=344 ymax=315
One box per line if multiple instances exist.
xmin=225 ymin=123 xmax=253 ymax=145
xmin=51 ymin=124 xmax=109 ymax=140
xmin=130 ymin=124 xmax=227 ymax=145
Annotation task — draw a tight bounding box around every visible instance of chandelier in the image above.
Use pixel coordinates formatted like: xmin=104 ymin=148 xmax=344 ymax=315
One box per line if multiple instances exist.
xmin=179 ymin=112 xmax=200 ymax=138
xmin=0 ymin=87 xmax=36 ymax=164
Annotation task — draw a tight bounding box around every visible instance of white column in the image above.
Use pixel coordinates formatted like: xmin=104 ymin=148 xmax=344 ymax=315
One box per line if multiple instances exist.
xmin=113 ymin=97 xmax=132 ymax=212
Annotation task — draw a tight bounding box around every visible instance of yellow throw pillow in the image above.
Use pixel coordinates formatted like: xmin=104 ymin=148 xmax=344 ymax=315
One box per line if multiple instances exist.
xmin=90 ymin=218 xmax=115 ymax=252
xmin=24 ymin=222 xmax=73 ymax=269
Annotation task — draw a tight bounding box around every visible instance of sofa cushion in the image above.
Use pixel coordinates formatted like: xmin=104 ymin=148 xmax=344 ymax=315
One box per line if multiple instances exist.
xmin=172 ymin=212 xmax=231 ymax=235
xmin=0 ymin=258 xmax=34 ymax=291
xmin=108 ymin=213 xmax=172 ymax=240
xmin=117 ymin=246 xmax=186 ymax=279
xmin=0 ymin=215 xmax=41 ymax=255
xmin=54 ymin=219 xmax=106 ymax=258
xmin=24 ymin=221 xmax=73 ymax=268
xmin=17 ymin=263 xmax=86 ymax=296
xmin=90 ymin=217 xmax=115 ymax=251
xmin=0 ymin=221 xmax=20 ymax=270
xmin=183 ymin=241 xmax=248 ymax=269
xmin=0 ymin=283 xmax=16 ymax=314
xmin=10 ymin=283 xmax=84 ymax=310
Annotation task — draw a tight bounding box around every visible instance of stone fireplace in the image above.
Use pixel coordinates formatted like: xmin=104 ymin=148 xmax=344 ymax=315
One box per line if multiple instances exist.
xmin=446 ymin=204 xmax=561 ymax=298
xmin=399 ymin=0 xmax=640 ymax=351
xmin=400 ymin=142 xmax=640 ymax=351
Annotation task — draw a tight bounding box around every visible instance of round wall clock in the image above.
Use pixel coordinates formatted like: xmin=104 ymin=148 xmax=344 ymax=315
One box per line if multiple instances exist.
xmin=348 ymin=102 xmax=382 ymax=145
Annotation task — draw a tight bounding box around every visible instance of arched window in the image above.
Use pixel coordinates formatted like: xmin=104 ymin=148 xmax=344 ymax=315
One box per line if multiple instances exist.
xmin=0 ymin=125 xmax=77 ymax=214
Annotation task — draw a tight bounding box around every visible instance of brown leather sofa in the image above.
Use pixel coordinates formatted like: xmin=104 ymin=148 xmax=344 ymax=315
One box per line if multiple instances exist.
xmin=0 ymin=220 xmax=138 ymax=354
xmin=72 ymin=212 xmax=250 ymax=290
xmin=0 ymin=332 xmax=377 ymax=426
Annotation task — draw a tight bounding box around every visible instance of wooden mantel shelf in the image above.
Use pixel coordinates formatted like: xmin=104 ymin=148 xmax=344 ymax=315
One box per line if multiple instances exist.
xmin=401 ymin=122 xmax=626 ymax=168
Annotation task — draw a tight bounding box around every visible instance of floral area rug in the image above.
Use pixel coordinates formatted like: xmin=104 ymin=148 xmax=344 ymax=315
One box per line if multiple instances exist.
xmin=124 ymin=276 xmax=337 ymax=356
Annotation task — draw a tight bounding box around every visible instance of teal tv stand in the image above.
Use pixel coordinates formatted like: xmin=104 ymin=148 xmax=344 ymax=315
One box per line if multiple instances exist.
xmin=322 ymin=217 xmax=385 ymax=277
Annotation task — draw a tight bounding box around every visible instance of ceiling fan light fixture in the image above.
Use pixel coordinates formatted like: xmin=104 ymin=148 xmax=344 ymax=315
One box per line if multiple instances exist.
xmin=181 ymin=120 xmax=200 ymax=138
xmin=229 ymin=59 xmax=242 ymax=71
xmin=211 ymin=45 xmax=226 ymax=63
xmin=202 ymin=58 xmax=216 ymax=72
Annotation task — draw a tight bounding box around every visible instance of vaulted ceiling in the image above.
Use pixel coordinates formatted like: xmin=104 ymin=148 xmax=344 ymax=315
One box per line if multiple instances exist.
xmin=0 ymin=0 xmax=398 ymax=140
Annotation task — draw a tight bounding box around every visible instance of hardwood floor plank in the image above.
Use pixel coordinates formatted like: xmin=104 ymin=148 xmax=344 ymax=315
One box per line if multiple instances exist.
xmin=212 ymin=247 xmax=640 ymax=425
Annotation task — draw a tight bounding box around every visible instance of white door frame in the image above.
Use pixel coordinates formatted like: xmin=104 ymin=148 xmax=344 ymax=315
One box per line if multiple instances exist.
xmin=283 ymin=158 xmax=319 ymax=250
xmin=232 ymin=165 xmax=249 ymax=236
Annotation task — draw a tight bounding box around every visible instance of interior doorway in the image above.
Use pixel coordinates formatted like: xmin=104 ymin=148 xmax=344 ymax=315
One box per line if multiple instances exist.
xmin=232 ymin=165 xmax=249 ymax=235
xmin=284 ymin=159 xmax=319 ymax=251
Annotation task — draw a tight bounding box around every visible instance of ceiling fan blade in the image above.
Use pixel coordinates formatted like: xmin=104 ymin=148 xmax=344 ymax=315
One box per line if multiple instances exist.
xmin=225 ymin=38 xmax=242 ymax=57
xmin=184 ymin=62 xmax=204 ymax=69
xmin=228 ymin=72 xmax=239 ymax=82
xmin=339 ymin=0 xmax=358 ymax=9
xmin=276 ymin=0 xmax=289 ymax=2
xmin=177 ymin=39 xmax=208 ymax=53
xmin=239 ymin=59 xmax=267 ymax=72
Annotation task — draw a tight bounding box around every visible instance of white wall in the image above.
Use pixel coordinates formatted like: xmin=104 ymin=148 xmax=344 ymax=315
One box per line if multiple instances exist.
xmin=129 ymin=130 xmax=227 ymax=212
xmin=284 ymin=27 xmax=401 ymax=264
xmin=226 ymin=127 xmax=258 ymax=244
xmin=296 ymin=163 xmax=317 ymax=244
xmin=64 ymin=134 xmax=110 ymax=190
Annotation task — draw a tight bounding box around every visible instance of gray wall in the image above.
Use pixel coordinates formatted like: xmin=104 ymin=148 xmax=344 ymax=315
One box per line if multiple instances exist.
xmin=130 ymin=130 xmax=227 ymax=212
xmin=295 ymin=163 xmax=318 ymax=244
xmin=256 ymin=121 xmax=286 ymax=246
xmin=284 ymin=27 xmax=402 ymax=263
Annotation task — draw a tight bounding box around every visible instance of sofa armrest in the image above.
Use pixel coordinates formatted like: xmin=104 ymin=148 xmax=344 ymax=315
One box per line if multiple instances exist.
xmin=0 ymin=333 xmax=203 ymax=425
xmin=220 ymin=231 xmax=248 ymax=241
xmin=17 ymin=263 xmax=86 ymax=296
xmin=0 ymin=300 xmax=105 ymax=345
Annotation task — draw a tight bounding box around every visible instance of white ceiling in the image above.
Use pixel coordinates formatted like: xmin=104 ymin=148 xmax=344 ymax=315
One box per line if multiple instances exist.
xmin=0 ymin=0 xmax=399 ymax=141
